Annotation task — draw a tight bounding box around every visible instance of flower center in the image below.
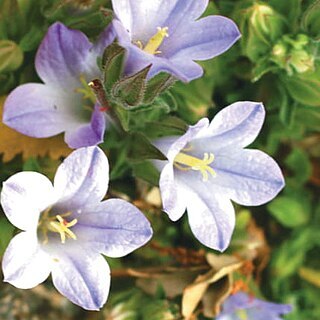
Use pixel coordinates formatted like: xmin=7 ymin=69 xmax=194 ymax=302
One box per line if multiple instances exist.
xmin=136 ymin=27 xmax=169 ymax=55
xmin=174 ymin=151 xmax=216 ymax=182
xmin=237 ymin=310 xmax=248 ymax=320
xmin=38 ymin=208 xmax=78 ymax=245
xmin=75 ymin=74 xmax=96 ymax=109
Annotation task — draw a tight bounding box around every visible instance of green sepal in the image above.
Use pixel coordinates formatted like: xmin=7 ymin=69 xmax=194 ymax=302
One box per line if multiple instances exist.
xmin=112 ymin=65 xmax=151 ymax=107
xmin=0 ymin=40 xmax=24 ymax=73
xmin=100 ymin=8 xmax=114 ymax=26
xmin=143 ymin=73 xmax=176 ymax=105
xmin=131 ymin=161 xmax=160 ymax=186
xmin=102 ymin=41 xmax=126 ymax=92
xmin=128 ymin=132 xmax=167 ymax=162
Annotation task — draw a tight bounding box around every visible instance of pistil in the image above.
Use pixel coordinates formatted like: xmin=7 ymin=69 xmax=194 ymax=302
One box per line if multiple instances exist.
xmin=174 ymin=152 xmax=216 ymax=182
xmin=142 ymin=27 xmax=169 ymax=55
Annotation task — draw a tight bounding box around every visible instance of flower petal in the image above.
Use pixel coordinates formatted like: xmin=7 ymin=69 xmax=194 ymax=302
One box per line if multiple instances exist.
xmin=212 ymin=149 xmax=285 ymax=206
xmin=3 ymin=83 xmax=77 ymax=138
xmin=64 ymin=105 xmax=106 ymax=148
xmin=2 ymin=232 xmax=51 ymax=289
xmin=35 ymin=22 xmax=95 ymax=87
xmin=1 ymin=172 xmax=56 ymax=231
xmin=159 ymin=164 xmax=187 ymax=221
xmin=54 ymin=147 xmax=109 ymax=209
xmin=197 ymin=102 xmax=265 ymax=150
xmin=112 ymin=0 xmax=208 ymax=40
xmin=51 ymin=246 xmax=110 ymax=310
xmin=178 ymin=174 xmax=235 ymax=251
xmin=74 ymin=199 xmax=152 ymax=257
xmin=165 ymin=16 xmax=241 ymax=62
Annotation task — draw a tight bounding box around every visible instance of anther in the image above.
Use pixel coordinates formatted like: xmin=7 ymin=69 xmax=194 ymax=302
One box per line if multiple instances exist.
xmin=142 ymin=27 xmax=169 ymax=55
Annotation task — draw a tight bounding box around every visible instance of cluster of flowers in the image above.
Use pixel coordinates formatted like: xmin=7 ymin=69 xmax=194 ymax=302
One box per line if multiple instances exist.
xmin=1 ymin=0 xmax=292 ymax=318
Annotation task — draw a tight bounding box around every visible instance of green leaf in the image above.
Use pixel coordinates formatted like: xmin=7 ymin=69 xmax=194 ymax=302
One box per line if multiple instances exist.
xmin=112 ymin=65 xmax=151 ymax=107
xmin=0 ymin=40 xmax=23 ymax=73
xmin=19 ymin=25 xmax=45 ymax=52
xmin=131 ymin=161 xmax=160 ymax=186
xmin=285 ymin=73 xmax=320 ymax=107
xmin=0 ymin=218 xmax=14 ymax=256
xmin=128 ymin=132 xmax=167 ymax=161
xmin=268 ymin=196 xmax=309 ymax=228
xmin=143 ymin=73 xmax=176 ymax=105
xmin=252 ymin=57 xmax=278 ymax=82
xmin=301 ymin=0 xmax=320 ymax=41
xmin=102 ymin=42 xmax=126 ymax=91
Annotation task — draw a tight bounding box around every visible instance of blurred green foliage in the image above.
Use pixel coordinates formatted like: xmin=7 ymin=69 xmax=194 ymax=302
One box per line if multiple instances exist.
xmin=0 ymin=0 xmax=319 ymax=319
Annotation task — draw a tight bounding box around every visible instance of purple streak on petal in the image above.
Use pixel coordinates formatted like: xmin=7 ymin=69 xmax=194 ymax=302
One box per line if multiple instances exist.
xmin=35 ymin=22 xmax=93 ymax=87
xmin=74 ymin=199 xmax=152 ymax=257
xmin=197 ymin=102 xmax=266 ymax=150
xmin=64 ymin=105 xmax=106 ymax=148
xmin=2 ymin=232 xmax=51 ymax=289
xmin=1 ymin=172 xmax=56 ymax=231
xmin=51 ymin=246 xmax=110 ymax=311
xmin=159 ymin=164 xmax=187 ymax=221
xmin=212 ymin=149 xmax=285 ymax=206
xmin=3 ymin=83 xmax=78 ymax=138
xmin=53 ymin=147 xmax=109 ymax=210
xmin=164 ymin=16 xmax=241 ymax=61
xmin=180 ymin=176 xmax=235 ymax=251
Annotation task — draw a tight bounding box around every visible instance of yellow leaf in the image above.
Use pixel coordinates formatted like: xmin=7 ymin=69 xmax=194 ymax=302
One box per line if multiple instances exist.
xmin=0 ymin=96 xmax=71 ymax=162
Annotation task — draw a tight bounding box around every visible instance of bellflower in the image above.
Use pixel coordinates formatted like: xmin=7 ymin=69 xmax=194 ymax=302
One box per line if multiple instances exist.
xmin=153 ymin=102 xmax=285 ymax=251
xmin=217 ymin=292 xmax=292 ymax=320
xmin=111 ymin=0 xmax=241 ymax=82
xmin=3 ymin=22 xmax=115 ymax=149
xmin=1 ymin=147 xmax=152 ymax=310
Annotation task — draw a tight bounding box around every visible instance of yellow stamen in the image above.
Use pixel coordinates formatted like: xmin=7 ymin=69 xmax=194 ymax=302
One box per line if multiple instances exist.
xmin=237 ymin=310 xmax=248 ymax=320
xmin=49 ymin=215 xmax=78 ymax=244
xmin=143 ymin=27 xmax=169 ymax=55
xmin=75 ymin=74 xmax=96 ymax=104
xmin=174 ymin=152 xmax=216 ymax=182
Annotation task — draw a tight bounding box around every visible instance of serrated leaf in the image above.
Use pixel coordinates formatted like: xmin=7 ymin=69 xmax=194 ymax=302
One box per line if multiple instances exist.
xmin=143 ymin=73 xmax=176 ymax=105
xmin=0 ymin=96 xmax=71 ymax=162
xmin=112 ymin=65 xmax=151 ymax=107
xmin=102 ymin=41 xmax=126 ymax=91
xmin=0 ymin=40 xmax=23 ymax=73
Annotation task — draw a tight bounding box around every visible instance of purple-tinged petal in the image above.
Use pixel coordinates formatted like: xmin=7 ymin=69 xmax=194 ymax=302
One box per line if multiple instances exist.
xmin=159 ymin=164 xmax=187 ymax=221
xmin=91 ymin=24 xmax=116 ymax=56
xmin=3 ymin=83 xmax=79 ymax=138
xmin=196 ymin=102 xmax=265 ymax=151
xmin=179 ymin=175 xmax=235 ymax=251
xmin=74 ymin=199 xmax=152 ymax=257
xmin=2 ymin=232 xmax=51 ymax=289
xmin=212 ymin=149 xmax=285 ymax=206
xmin=164 ymin=16 xmax=241 ymax=61
xmin=112 ymin=0 xmax=208 ymax=40
xmin=51 ymin=246 xmax=110 ymax=311
xmin=53 ymin=147 xmax=109 ymax=210
xmin=36 ymin=22 xmax=95 ymax=87
xmin=65 ymin=105 xmax=106 ymax=148
xmin=166 ymin=118 xmax=209 ymax=161
xmin=1 ymin=172 xmax=56 ymax=231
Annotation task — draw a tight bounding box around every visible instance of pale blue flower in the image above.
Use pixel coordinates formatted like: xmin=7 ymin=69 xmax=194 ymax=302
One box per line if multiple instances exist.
xmin=153 ymin=102 xmax=285 ymax=251
xmin=3 ymin=22 xmax=115 ymax=148
xmin=1 ymin=147 xmax=152 ymax=310
xmin=217 ymin=292 xmax=292 ymax=320
xmin=111 ymin=0 xmax=241 ymax=82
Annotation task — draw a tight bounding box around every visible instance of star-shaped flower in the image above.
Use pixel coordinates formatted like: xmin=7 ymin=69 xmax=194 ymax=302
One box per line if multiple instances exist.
xmin=217 ymin=292 xmax=292 ymax=320
xmin=111 ymin=0 xmax=241 ymax=82
xmin=153 ymin=102 xmax=285 ymax=251
xmin=1 ymin=147 xmax=152 ymax=310
xmin=3 ymin=22 xmax=115 ymax=149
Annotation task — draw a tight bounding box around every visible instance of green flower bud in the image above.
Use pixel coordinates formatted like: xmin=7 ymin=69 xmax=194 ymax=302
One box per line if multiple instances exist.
xmin=0 ymin=40 xmax=23 ymax=73
xmin=289 ymin=49 xmax=314 ymax=74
